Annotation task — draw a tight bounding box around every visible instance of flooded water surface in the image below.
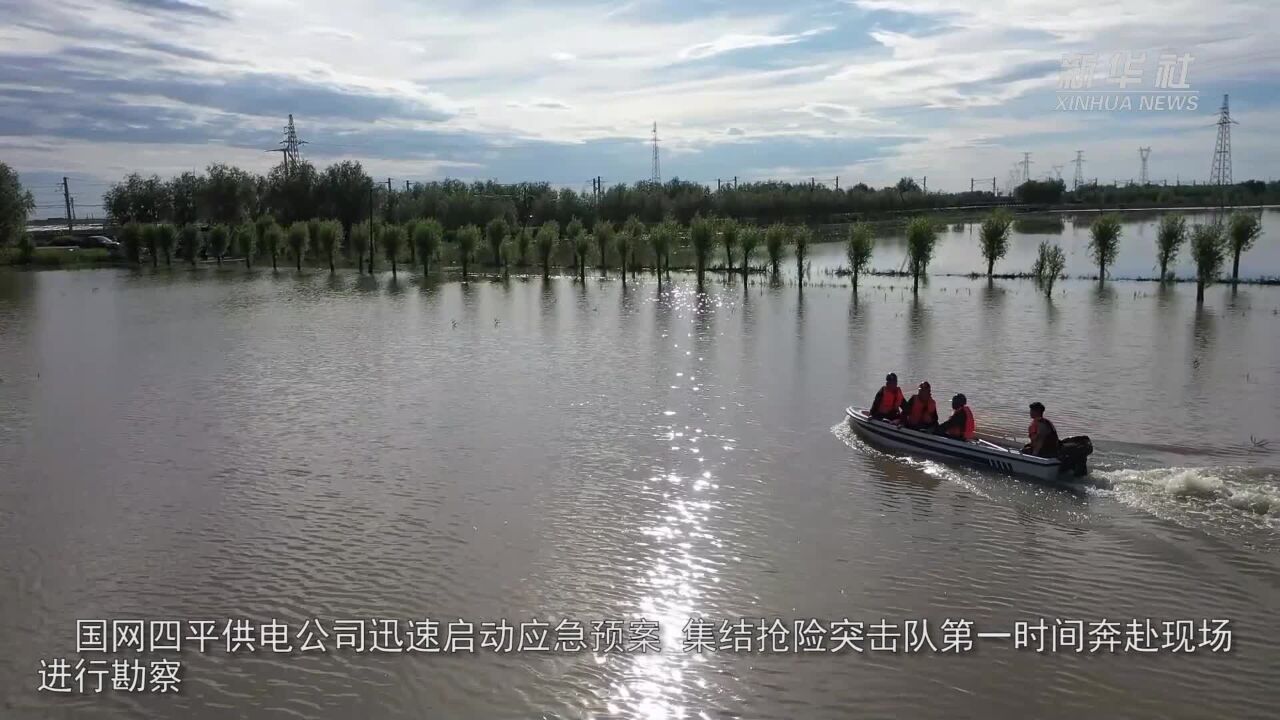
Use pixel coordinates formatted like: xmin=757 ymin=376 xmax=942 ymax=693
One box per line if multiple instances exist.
xmin=2 ymin=232 xmax=1279 ymax=719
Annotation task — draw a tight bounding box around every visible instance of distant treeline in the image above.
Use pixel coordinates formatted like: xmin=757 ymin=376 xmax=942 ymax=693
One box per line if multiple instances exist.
xmin=98 ymin=162 xmax=1280 ymax=243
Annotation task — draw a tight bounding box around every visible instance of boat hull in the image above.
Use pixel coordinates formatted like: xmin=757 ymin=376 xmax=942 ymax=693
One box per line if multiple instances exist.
xmin=846 ymin=407 xmax=1078 ymax=485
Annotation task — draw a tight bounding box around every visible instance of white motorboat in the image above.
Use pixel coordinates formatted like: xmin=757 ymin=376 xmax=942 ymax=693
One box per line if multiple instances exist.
xmin=845 ymin=408 xmax=1092 ymax=484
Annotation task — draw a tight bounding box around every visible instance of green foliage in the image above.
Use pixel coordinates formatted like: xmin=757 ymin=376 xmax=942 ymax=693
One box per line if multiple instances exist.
xmin=1227 ymin=212 xmax=1262 ymax=281
xmin=535 ymin=220 xmax=559 ymax=277
xmin=515 ymin=226 xmax=531 ymax=265
xmin=739 ymin=226 xmax=761 ymax=276
xmin=793 ymin=225 xmax=811 ymax=281
xmin=317 ymin=219 xmax=342 ymax=272
xmin=234 ymin=223 xmax=255 ymax=267
xmin=287 ymin=222 xmax=309 ymax=270
xmin=142 ymin=223 xmax=161 ymax=266
xmin=978 ymin=208 xmax=1013 ymax=276
xmin=16 ymin=233 xmax=34 ymax=263
xmin=207 ymin=224 xmax=230 ymax=264
xmin=382 ymin=224 xmax=405 ymax=275
xmin=572 ymin=222 xmax=592 ymax=279
xmin=719 ymin=218 xmax=739 ymax=270
xmin=153 ymin=223 xmax=177 ymax=266
xmin=764 ymin=223 xmax=787 ymax=274
xmin=1 ymin=162 xmax=36 ymax=246
xmin=1088 ymin=214 xmax=1122 ymax=280
xmin=689 ymin=214 xmax=715 ymax=286
xmin=485 ymin=217 xmax=509 ymax=266
xmin=456 ymin=224 xmax=481 ymax=279
xmin=1155 ymin=214 xmax=1187 ymax=280
xmin=261 ymin=219 xmax=283 ymax=270
xmin=179 ymin=224 xmax=201 ymax=265
xmin=1033 ymin=241 xmax=1066 ymax=296
xmin=845 ymin=222 xmax=874 ymax=288
xmin=1014 ymin=178 xmax=1066 ymax=204
xmin=1190 ymin=223 xmax=1226 ymax=299
xmin=650 ymin=219 xmax=675 ymax=274
xmin=198 ymin=163 xmax=256 ymax=225
xmin=120 ymin=222 xmax=144 ymax=264
xmin=349 ymin=223 xmax=371 ymax=271
xmin=905 ymin=216 xmax=939 ymax=292
xmin=413 ymin=219 xmax=443 ymax=274
xmin=593 ymin=220 xmax=614 ymax=270
xmin=104 ymin=173 xmax=168 ymax=224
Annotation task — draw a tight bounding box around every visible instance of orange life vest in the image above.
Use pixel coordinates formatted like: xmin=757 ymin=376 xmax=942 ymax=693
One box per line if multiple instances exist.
xmin=907 ymin=395 xmax=937 ymax=425
xmin=946 ymin=406 xmax=976 ymax=440
xmin=1028 ymin=420 xmax=1038 ymax=440
xmin=877 ymin=386 xmax=904 ymax=415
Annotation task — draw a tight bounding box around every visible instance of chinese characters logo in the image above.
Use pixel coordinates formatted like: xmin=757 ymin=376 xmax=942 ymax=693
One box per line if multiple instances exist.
xmin=1057 ymin=52 xmax=1197 ymax=111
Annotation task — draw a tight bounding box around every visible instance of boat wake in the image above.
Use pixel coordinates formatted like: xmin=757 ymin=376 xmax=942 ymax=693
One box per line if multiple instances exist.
xmin=1093 ymin=465 xmax=1280 ymax=538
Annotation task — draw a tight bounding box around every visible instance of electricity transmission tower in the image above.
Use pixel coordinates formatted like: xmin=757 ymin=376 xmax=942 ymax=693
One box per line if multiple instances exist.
xmin=1209 ymin=94 xmax=1235 ymax=204
xmin=1072 ymin=151 xmax=1084 ymax=190
xmin=1139 ymin=147 xmax=1151 ymax=185
xmin=267 ymin=114 xmax=308 ymax=177
xmin=1020 ymin=153 xmax=1032 ymax=183
xmin=1050 ymin=164 xmax=1064 ymax=182
xmin=650 ymin=122 xmax=661 ymax=185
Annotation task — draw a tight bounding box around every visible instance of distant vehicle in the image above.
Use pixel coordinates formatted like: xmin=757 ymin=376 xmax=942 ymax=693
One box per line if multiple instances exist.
xmin=80 ymin=235 xmax=120 ymax=249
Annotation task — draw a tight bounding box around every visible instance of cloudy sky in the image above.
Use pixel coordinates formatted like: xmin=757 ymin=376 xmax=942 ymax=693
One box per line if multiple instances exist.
xmin=3 ymin=0 xmax=1278 ymax=214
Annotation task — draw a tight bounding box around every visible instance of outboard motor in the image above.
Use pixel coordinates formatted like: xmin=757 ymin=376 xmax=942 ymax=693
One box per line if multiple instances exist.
xmin=1057 ymin=436 xmax=1094 ymax=477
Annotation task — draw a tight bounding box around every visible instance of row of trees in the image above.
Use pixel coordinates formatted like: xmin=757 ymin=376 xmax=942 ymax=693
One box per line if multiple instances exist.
xmin=100 ymin=161 xmax=1280 ymax=238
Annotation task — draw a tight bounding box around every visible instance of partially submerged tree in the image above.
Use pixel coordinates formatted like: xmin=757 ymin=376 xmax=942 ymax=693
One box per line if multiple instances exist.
xmin=564 ymin=218 xmax=586 ymax=281
xmin=739 ymin=226 xmax=761 ymax=281
xmin=382 ymin=223 xmax=404 ymax=278
xmin=413 ymin=218 xmax=443 ymax=276
xmin=456 ymin=224 xmax=480 ymax=281
xmin=978 ymin=208 xmax=1013 ymax=278
xmin=143 ymin=223 xmax=161 ymax=267
xmin=535 ymin=220 xmax=558 ymax=279
xmin=261 ymin=219 xmax=283 ymax=271
xmin=593 ymin=220 xmax=614 ymax=274
xmin=179 ymin=224 xmax=201 ymax=266
xmin=1088 ymin=214 xmax=1122 ymax=283
xmin=120 ymin=222 xmax=144 ymax=265
xmin=207 ymin=224 xmax=229 ymax=266
xmin=1190 ymin=223 xmax=1226 ymax=303
xmin=154 ymin=223 xmax=177 ymax=267
xmin=1155 ymin=214 xmax=1187 ymax=281
xmin=349 ymin=224 xmax=370 ymax=274
xmin=905 ymin=216 xmax=939 ymax=295
xmin=287 ymin=221 xmax=309 ymax=271
xmin=573 ymin=224 xmax=592 ymax=282
xmin=1033 ymin=240 xmax=1066 ymax=297
xmin=794 ymin=225 xmax=811 ymax=284
xmin=618 ymin=216 xmax=641 ymax=284
xmin=235 ymin=222 xmax=255 ymax=268
xmin=317 ymin=219 xmax=341 ymax=273
xmin=1226 ymin=212 xmax=1262 ymax=286
xmin=720 ymin=218 xmax=739 ymax=273
xmin=689 ymin=214 xmax=715 ymax=289
xmin=650 ymin=219 xmax=674 ymax=282
xmin=764 ymin=223 xmax=787 ymax=276
xmin=485 ymin=217 xmax=508 ymax=267
xmin=845 ymin=222 xmax=874 ymax=291
xmin=515 ymin=226 xmax=531 ymax=266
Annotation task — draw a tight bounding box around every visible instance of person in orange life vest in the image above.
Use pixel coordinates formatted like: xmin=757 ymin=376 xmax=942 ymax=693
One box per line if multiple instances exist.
xmin=869 ymin=373 xmax=905 ymax=420
xmin=898 ymin=381 xmax=938 ymax=430
xmin=1021 ymin=401 xmax=1060 ymax=457
xmin=936 ymin=393 xmax=976 ymax=440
